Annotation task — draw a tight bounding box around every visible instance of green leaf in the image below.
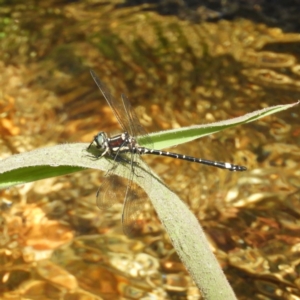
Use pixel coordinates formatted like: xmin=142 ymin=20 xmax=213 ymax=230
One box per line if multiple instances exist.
xmin=0 ymin=143 xmax=103 ymax=189
xmin=0 ymin=165 xmax=83 ymax=189
xmin=140 ymin=101 xmax=300 ymax=149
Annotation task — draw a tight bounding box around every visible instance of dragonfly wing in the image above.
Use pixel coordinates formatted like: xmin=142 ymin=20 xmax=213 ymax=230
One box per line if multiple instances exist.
xmin=121 ymin=94 xmax=153 ymax=148
xmin=122 ymin=179 xmax=151 ymax=238
xmin=90 ymin=70 xmax=130 ymax=133
xmin=121 ymin=152 xmax=153 ymax=238
xmin=96 ymin=171 xmax=128 ymax=210
xmin=90 ymin=70 xmax=153 ymax=147
xmin=90 ymin=70 xmax=154 ymax=236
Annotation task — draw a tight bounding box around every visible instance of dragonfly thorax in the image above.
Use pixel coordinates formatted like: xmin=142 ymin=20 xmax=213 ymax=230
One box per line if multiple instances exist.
xmin=108 ymin=132 xmax=139 ymax=153
xmin=91 ymin=131 xmax=140 ymax=156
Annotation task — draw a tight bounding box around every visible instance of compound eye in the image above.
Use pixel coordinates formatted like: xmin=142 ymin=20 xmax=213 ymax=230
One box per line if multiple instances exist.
xmin=95 ymin=133 xmax=106 ymax=149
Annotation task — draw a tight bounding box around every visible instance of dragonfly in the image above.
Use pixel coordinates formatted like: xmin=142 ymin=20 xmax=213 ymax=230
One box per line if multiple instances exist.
xmin=88 ymin=70 xmax=246 ymax=237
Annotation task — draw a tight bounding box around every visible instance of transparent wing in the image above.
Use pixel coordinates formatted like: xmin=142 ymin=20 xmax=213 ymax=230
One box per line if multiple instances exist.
xmin=122 ymin=180 xmax=151 ymax=238
xmin=96 ymin=173 xmax=127 ymax=210
xmin=90 ymin=70 xmax=153 ymax=236
xmin=96 ymin=156 xmax=152 ymax=237
xmin=121 ymin=94 xmax=153 ymax=148
xmin=121 ymin=152 xmax=153 ymax=238
xmin=90 ymin=70 xmax=152 ymax=144
xmin=90 ymin=69 xmax=153 ymax=147
xmin=90 ymin=70 xmax=130 ymax=133
xmin=118 ymin=95 xmax=153 ymax=236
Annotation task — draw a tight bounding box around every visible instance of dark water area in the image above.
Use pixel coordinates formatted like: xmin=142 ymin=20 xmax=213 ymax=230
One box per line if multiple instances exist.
xmin=0 ymin=0 xmax=299 ymax=299
xmin=121 ymin=0 xmax=300 ymax=32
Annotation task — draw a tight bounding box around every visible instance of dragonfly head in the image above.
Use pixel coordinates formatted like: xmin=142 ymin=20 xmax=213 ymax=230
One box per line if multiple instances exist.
xmin=93 ymin=132 xmax=108 ymax=150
